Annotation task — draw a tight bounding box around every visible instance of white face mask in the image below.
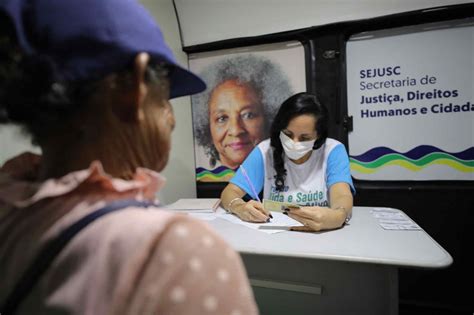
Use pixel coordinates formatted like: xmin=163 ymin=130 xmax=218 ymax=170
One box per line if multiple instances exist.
xmin=279 ymin=131 xmax=316 ymax=160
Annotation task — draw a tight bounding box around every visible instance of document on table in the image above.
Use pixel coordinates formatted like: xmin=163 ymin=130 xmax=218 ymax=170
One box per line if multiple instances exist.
xmin=217 ymin=211 xmax=303 ymax=234
xmin=163 ymin=199 xmax=220 ymax=221
xmin=187 ymin=213 xmax=217 ymax=221
xmin=371 ymin=208 xmax=421 ymax=230
xmin=165 ymin=198 xmax=220 ymax=211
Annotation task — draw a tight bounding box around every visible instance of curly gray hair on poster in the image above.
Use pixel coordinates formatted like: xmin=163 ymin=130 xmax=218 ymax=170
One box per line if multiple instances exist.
xmin=191 ymin=54 xmax=293 ymax=167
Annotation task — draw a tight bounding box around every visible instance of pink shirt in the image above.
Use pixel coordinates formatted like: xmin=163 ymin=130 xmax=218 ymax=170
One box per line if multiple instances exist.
xmin=0 ymin=153 xmax=258 ymax=315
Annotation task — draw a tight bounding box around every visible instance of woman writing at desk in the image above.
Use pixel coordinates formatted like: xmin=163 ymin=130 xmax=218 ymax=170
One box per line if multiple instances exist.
xmin=221 ymin=92 xmax=355 ymax=231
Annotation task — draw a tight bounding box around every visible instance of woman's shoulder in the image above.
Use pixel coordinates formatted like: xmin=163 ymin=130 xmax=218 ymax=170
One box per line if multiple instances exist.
xmin=254 ymin=139 xmax=273 ymax=163
xmin=256 ymin=138 xmax=272 ymax=154
xmin=324 ymin=137 xmax=344 ymax=149
xmin=24 ymin=208 xmax=257 ymax=314
xmin=322 ymin=138 xmax=347 ymax=155
xmin=87 ymin=208 xmax=258 ymax=314
xmin=257 ymin=138 xmax=271 ymax=148
xmin=314 ymin=138 xmax=348 ymax=162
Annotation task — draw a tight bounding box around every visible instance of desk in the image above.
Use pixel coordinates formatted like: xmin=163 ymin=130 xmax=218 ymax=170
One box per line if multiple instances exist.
xmin=205 ymin=206 xmax=452 ymax=315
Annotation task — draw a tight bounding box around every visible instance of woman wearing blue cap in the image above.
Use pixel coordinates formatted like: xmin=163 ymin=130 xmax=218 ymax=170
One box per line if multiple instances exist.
xmin=0 ymin=0 xmax=258 ymax=314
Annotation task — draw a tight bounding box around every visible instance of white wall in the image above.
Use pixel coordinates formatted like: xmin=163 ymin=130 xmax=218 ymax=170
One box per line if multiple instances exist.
xmin=174 ymin=0 xmax=473 ymax=47
xmin=140 ymin=0 xmax=197 ymax=203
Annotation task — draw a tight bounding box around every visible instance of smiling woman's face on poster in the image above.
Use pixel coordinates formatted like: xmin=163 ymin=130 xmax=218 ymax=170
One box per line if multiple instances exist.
xmin=208 ymin=80 xmax=265 ymax=169
xmin=190 ymin=43 xmax=306 ymax=182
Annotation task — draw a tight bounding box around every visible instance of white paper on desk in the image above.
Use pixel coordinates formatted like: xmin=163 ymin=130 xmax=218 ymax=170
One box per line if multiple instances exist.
xmin=372 ymin=212 xmax=406 ymax=220
xmin=217 ymin=212 xmax=303 ymax=234
xmin=371 ymin=207 xmax=399 ymax=213
xmin=188 ymin=213 xmax=217 ymax=221
xmin=379 ymin=221 xmax=421 ymax=230
xmin=372 ymin=208 xmax=422 ymax=230
xmin=165 ymin=198 xmax=220 ymax=211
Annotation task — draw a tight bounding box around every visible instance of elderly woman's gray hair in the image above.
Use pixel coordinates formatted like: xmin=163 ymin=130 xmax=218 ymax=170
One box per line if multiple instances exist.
xmin=192 ymin=54 xmax=293 ymax=167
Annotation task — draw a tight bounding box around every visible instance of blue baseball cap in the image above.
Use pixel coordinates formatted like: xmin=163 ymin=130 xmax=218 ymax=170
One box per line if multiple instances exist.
xmin=0 ymin=0 xmax=206 ymax=99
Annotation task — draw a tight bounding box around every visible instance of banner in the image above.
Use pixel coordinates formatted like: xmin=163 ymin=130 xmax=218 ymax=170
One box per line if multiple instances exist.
xmin=189 ymin=41 xmax=306 ymax=182
xmin=346 ymin=20 xmax=474 ymax=180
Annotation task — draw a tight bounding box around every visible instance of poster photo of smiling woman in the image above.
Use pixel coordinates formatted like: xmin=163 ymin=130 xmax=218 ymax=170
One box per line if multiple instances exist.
xmin=190 ymin=41 xmax=306 ymax=182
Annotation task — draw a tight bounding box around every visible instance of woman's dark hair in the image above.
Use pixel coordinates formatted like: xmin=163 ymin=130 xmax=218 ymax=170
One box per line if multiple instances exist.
xmin=269 ymin=92 xmax=329 ymax=192
xmin=0 ymin=26 xmax=169 ymax=146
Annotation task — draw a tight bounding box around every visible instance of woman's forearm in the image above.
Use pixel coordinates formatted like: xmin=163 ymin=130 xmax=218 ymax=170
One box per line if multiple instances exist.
xmin=220 ymin=183 xmax=246 ymax=213
xmin=329 ymin=182 xmax=354 ymax=221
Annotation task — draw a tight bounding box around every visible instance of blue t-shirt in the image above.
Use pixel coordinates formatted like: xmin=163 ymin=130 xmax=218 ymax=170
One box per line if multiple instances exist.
xmin=230 ymin=138 xmax=355 ymax=207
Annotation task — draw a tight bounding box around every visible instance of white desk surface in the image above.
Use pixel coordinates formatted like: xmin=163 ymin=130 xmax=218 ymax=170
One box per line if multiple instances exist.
xmin=206 ymin=206 xmax=452 ymax=269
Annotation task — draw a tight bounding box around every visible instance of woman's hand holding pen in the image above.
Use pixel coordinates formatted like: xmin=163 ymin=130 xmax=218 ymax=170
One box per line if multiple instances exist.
xmin=232 ymin=200 xmax=272 ymax=223
xmin=285 ymin=206 xmax=346 ymax=232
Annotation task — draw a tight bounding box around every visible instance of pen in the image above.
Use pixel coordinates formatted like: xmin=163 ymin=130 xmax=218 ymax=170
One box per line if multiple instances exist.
xmin=240 ymin=165 xmax=272 ymax=220
xmin=239 ymin=165 xmax=261 ymax=203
